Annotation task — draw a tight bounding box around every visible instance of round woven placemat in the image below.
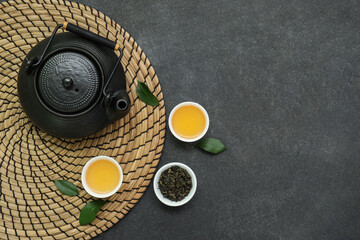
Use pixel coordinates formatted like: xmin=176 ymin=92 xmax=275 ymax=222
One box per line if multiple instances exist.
xmin=0 ymin=0 xmax=166 ymax=239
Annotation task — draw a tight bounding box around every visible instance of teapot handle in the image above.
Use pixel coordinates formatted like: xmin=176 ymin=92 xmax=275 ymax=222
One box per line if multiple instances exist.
xmin=27 ymin=22 xmax=122 ymax=70
xmin=63 ymin=22 xmax=121 ymax=51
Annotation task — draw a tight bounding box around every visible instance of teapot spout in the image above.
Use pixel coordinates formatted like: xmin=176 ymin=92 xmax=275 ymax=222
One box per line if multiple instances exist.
xmin=115 ymin=98 xmax=128 ymax=111
xmin=103 ymin=90 xmax=130 ymax=122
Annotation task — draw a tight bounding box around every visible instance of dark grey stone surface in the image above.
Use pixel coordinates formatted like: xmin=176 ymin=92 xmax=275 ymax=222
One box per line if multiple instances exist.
xmin=79 ymin=0 xmax=360 ymax=239
xmin=18 ymin=0 xmax=360 ymax=239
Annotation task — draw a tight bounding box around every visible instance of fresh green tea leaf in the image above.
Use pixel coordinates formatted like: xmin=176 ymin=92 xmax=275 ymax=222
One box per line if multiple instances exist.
xmin=196 ymin=138 xmax=227 ymax=154
xmin=136 ymin=80 xmax=160 ymax=106
xmin=54 ymin=180 xmax=78 ymax=196
xmin=79 ymin=200 xmax=108 ymax=226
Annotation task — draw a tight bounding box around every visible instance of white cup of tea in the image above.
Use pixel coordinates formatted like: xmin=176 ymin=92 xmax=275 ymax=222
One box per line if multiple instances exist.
xmin=81 ymin=156 xmax=123 ymax=198
xmin=168 ymin=101 xmax=209 ymax=142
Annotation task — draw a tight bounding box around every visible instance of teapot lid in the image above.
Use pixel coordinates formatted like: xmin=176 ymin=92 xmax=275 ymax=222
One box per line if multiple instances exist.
xmin=38 ymin=51 xmax=100 ymax=114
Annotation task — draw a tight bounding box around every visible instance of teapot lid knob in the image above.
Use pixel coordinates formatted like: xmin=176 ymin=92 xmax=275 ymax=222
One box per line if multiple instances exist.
xmin=62 ymin=77 xmax=73 ymax=89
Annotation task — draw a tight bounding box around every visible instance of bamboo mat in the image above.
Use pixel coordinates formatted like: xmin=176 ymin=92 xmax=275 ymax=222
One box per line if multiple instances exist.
xmin=0 ymin=0 xmax=166 ymax=239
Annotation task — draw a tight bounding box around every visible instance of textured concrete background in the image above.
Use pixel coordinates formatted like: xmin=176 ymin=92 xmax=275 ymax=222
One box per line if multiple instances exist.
xmin=11 ymin=0 xmax=360 ymax=239
xmin=79 ymin=0 xmax=360 ymax=239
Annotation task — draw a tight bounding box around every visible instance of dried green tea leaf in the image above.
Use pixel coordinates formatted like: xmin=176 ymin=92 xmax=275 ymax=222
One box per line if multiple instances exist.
xmin=79 ymin=200 xmax=108 ymax=226
xmin=54 ymin=180 xmax=78 ymax=196
xmin=196 ymin=138 xmax=227 ymax=154
xmin=136 ymin=80 xmax=160 ymax=106
xmin=158 ymin=166 xmax=192 ymax=202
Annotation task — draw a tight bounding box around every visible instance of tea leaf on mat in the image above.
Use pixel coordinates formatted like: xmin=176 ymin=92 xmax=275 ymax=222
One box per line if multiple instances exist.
xmin=79 ymin=200 xmax=108 ymax=226
xmin=196 ymin=138 xmax=227 ymax=154
xmin=136 ymin=80 xmax=160 ymax=106
xmin=54 ymin=180 xmax=78 ymax=196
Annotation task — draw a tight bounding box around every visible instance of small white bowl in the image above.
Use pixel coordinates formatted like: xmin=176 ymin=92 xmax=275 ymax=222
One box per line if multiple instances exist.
xmin=82 ymin=156 xmax=123 ymax=198
xmin=168 ymin=101 xmax=209 ymax=142
xmin=153 ymin=162 xmax=197 ymax=207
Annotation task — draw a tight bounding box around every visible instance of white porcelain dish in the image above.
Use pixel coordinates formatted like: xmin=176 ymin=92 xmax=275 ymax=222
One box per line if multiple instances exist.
xmin=153 ymin=162 xmax=197 ymax=207
xmin=81 ymin=156 xmax=123 ymax=198
xmin=168 ymin=101 xmax=209 ymax=142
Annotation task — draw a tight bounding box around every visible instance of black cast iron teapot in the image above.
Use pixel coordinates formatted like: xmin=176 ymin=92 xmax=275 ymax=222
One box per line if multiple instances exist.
xmin=17 ymin=22 xmax=130 ymax=139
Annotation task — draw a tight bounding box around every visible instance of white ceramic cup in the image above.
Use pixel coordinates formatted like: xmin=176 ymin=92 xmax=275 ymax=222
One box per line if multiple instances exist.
xmin=153 ymin=162 xmax=197 ymax=207
xmin=81 ymin=156 xmax=123 ymax=198
xmin=168 ymin=101 xmax=209 ymax=142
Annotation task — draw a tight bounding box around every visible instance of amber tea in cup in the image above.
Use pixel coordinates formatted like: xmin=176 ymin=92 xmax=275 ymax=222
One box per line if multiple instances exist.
xmin=82 ymin=156 xmax=123 ymax=198
xmin=169 ymin=102 xmax=209 ymax=142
